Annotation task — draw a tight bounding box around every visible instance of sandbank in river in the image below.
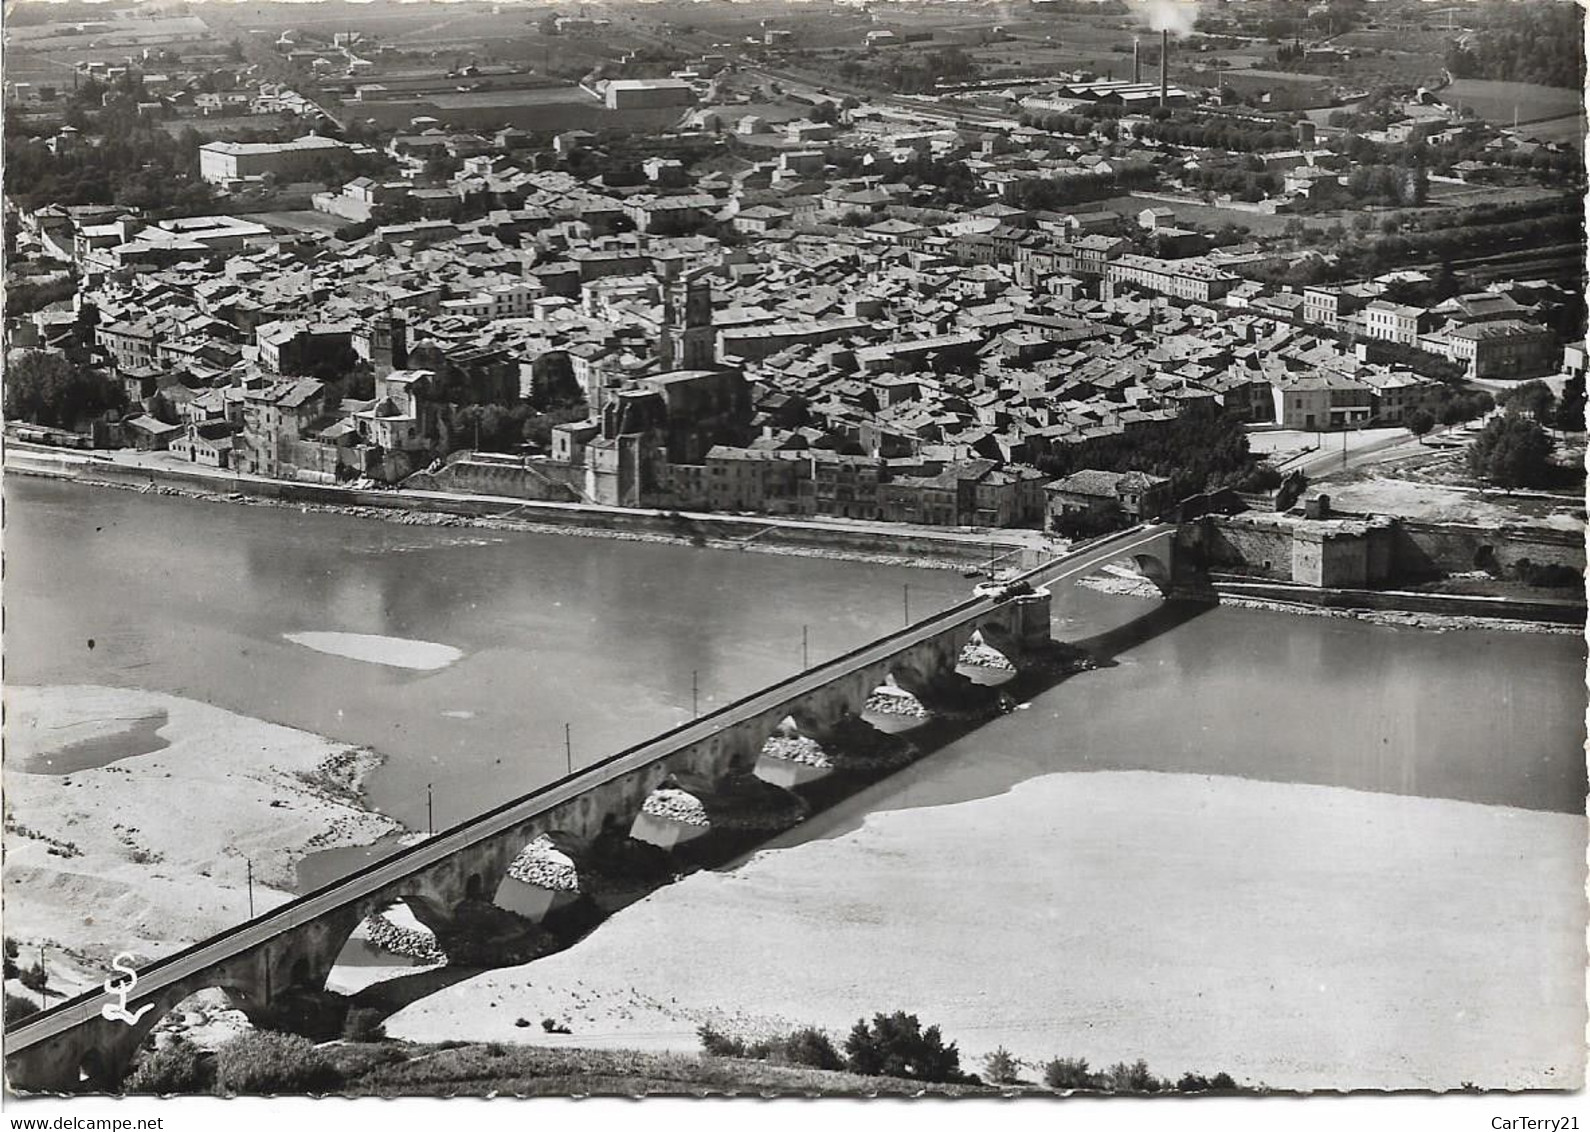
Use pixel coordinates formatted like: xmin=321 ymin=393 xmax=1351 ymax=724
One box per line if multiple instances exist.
xmin=3 ymin=685 xmax=404 ymax=978
xmin=386 ymin=769 xmax=1586 ymax=1092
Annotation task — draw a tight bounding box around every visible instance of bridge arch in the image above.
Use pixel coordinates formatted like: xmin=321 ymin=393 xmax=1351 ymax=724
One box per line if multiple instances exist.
xmin=323 ymin=899 xmax=448 ymax=997
xmin=1129 ymin=552 xmax=1172 ymax=593
xmin=77 ymin=1047 xmax=115 ymax=1092
xmin=955 ymin=626 xmax=1020 ymax=686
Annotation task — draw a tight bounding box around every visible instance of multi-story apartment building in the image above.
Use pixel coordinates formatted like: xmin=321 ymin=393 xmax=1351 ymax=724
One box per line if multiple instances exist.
xmin=1105 ymin=254 xmax=1237 ymax=303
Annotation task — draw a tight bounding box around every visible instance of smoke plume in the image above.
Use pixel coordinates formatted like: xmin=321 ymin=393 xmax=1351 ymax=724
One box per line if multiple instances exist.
xmin=1135 ymin=0 xmax=1199 ymax=38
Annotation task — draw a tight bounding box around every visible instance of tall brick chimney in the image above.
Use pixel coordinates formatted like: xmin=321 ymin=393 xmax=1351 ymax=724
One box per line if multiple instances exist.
xmin=1133 ymin=37 xmax=1141 ymax=84
xmin=1160 ymin=28 xmax=1169 ymax=108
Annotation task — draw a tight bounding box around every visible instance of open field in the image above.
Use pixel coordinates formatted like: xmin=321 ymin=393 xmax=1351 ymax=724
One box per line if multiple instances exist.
xmin=158 ymin=116 xmax=295 ymax=140
xmin=5 ymin=14 xmax=210 ymax=48
xmin=1511 ymin=113 xmax=1588 ymax=147
xmin=1444 ymin=78 xmax=1584 ymax=126
xmin=1092 ymin=194 xmax=1348 ymax=236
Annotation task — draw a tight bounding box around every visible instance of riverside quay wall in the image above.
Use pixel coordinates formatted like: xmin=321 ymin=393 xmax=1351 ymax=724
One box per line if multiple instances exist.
xmin=1200 ymin=512 xmax=1584 ymax=589
xmin=6 ymin=450 xmax=1045 ymax=570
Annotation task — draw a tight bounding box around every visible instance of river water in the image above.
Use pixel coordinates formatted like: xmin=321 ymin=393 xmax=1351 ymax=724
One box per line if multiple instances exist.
xmin=9 ymin=476 xmax=1587 ymax=1087
xmin=4 ymin=477 xmax=966 ymax=841
xmin=9 ymin=476 xmax=1583 ymax=828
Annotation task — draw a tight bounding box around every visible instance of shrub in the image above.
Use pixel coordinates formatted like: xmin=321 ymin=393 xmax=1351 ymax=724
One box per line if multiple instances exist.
xmin=1177 ymin=1071 xmax=1211 ymax=1092
xmin=697 ymin=1023 xmax=747 ymax=1058
xmin=1043 ymin=1056 xmax=1098 ymax=1090
xmin=844 ymin=1011 xmax=964 ymax=1083
xmin=125 ymin=1038 xmax=214 ymax=1095
xmin=341 ymin=1007 xmax=386 ymax=1043
xmin=4 ymin=992 xmax=40 ymax=1024
xmin=697 ymin=1024 xmax=843 ymax=1070
xmin=1104 ymin=1058 xmax=1164 ymax=1094
xmin=1209 ymin=1071 xmax=1237 ymax=1090
xmin=1235 ymin=462 xmax=1283 ymax=493
xmin=778 ymin=1027 xmax=843 ymax=1071
xmin=215 ymin=1031 xmax=340 ymax=1095
xmin=1406 ymin=408 xmax=1436 ymax=439
xmin=982 ymin=1046 xmax=1020 ymax=1085
xmin=18 ymin=963 xmax=47 ymax=994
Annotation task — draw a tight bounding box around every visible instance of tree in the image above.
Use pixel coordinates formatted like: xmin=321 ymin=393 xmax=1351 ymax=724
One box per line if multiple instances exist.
xmin=779 ymin=1027 xmax=844 ymax=1071
xmin=18 ymin=962 xmax=48 ymax=994
xmin=1498 ymin=379 xmax=1556 ymax=424
xmin=1553 ymin=373 xmax=1586 ymax=432
xmin=982 ymin=1046 xmax=1020 ymax=1085
xmin=1467 ymin=414 xmax=1555 ymax=488
xmin=1406 ymin=408 xmax=1436 ymax=441
xmin=844 ymin=1011 xmax=964 ymax=1083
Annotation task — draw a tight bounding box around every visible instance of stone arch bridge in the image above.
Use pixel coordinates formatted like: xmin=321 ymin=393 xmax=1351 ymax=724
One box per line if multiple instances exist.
xmin=5 ymin=523 xmax=1187 ymax=1092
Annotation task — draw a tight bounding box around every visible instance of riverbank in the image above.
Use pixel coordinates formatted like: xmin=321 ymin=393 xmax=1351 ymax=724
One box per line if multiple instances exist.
xmin=383 ymin=768 xmax=1586 ymax=1091
xmin=4 ymin=449 xmax=1039 ymax=574
xmin=1082 ymin=568 xmax=1582 ymax=634
xmin=2 ymin=685 xmax=403 ymax=985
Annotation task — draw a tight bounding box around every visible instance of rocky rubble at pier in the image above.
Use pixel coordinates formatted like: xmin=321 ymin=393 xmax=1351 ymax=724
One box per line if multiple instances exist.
xmin=361 ymin=910 xmax=446 ymax=963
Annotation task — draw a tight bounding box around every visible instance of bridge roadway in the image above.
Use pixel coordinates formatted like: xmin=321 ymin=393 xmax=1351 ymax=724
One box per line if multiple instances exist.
xmin=5 ymin=522 xmax=1177 ymax=1057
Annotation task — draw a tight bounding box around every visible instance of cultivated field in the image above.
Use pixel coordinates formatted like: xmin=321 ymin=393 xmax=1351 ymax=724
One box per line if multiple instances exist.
xmin=1512 ymin=114 xmax=1588 ymax=146
xmin=1443 ymin=78 xmax=1584 ymax=126
xmin=158 ymin=115 xmax=297 ymax=140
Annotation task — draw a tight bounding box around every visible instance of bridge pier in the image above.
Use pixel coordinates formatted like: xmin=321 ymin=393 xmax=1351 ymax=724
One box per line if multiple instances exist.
xmin=7 ymin=574 xmax=1072 ymax=1094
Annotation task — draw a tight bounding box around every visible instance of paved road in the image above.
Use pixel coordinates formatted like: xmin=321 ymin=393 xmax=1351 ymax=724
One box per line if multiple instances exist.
xmin=5 ymin=522 xmax=1174 ymax=1054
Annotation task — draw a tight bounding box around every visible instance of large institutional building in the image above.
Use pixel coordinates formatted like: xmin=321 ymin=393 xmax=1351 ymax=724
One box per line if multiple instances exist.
xmin=198 ymin=136 xmax=370 ymax=184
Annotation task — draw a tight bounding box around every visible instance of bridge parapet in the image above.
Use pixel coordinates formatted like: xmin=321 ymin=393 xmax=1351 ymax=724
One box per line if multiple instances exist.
xmin=6 ymin=562 xmax=1065 ymax=1094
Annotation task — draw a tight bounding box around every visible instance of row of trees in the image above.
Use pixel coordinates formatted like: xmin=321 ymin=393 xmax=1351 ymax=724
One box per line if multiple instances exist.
xmin=1129 ymin=117 xmax=1301 ymax=155
xmin=1327 ymin=211 xmax=1582 ymax=282
xmin=833 ymin=46 xmax=979 ymax=95
xmin=702 ymin=1012 xmax=1246 ymax=1093
xmin=1183 ymin=165 xmax=1280 ymax=203
xmin=1004 ymin=162 xmax=1155 ymax=212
